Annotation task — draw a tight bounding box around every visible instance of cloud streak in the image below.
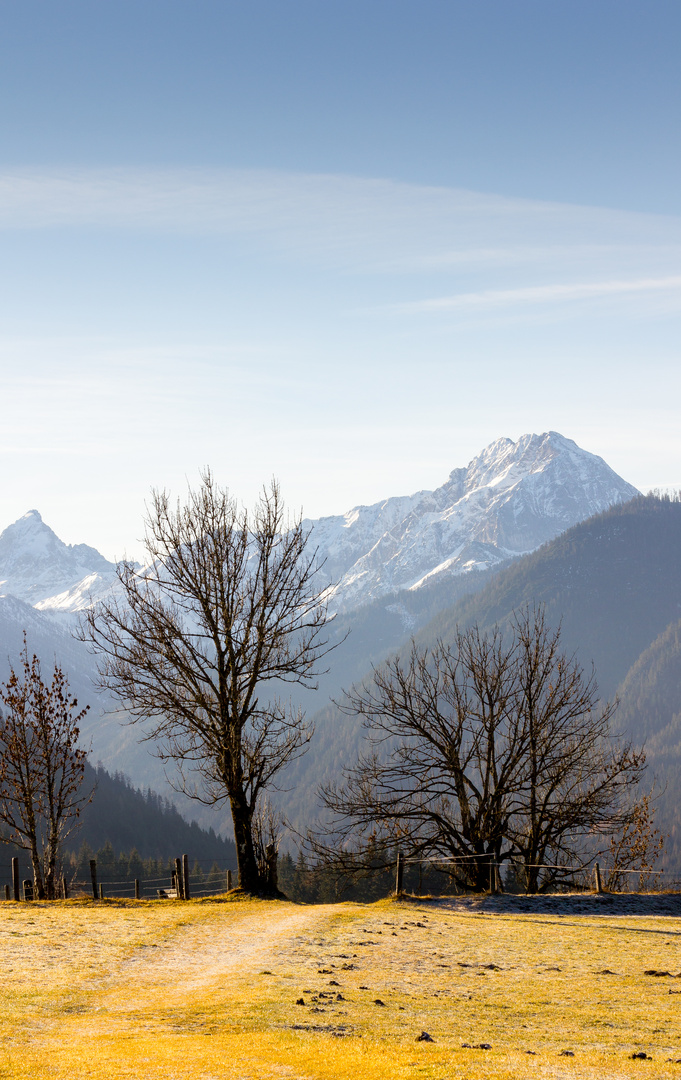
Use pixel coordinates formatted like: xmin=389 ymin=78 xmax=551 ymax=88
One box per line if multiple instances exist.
xmin=1 ymin=167 xmax=680 ymax=276
xmin=397 ymin=276 xmax=681 ymax=314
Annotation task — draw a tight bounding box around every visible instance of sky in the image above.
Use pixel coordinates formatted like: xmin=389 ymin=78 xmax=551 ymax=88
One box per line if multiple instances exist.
xmin=1 ymin=0 xmax=680 ymax=560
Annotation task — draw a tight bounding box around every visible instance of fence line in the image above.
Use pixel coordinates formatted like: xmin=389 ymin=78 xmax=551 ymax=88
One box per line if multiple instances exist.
xmin=404 ymin=853 xmax=485 ymax=864
xmin=0 ymin=854 xmax=237 ymax=902
xmin=394 ymin=851 xmax=679 ymax=897
xmin=67 ymin=873 xmax=232 ymax=888
xmin=5 ymin=849 xmax=678 ymax=901
xmin=403 ymin=856 xmax=667 ymax=875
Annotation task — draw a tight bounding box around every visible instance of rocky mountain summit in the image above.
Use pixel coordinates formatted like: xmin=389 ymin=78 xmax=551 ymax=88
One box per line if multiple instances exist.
xmin=306 ymin=431 xmax=639 ymax=612
xmin=0 ymin=509 xmax=117 ymax=617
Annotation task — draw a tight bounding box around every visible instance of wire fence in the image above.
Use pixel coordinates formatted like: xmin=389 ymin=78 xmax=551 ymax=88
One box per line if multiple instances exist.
xmin=2 ymin=852 xmax=238 ymax=902
xmin=396 ymin=853 xmax=680 ymax=894
xmin=3 ymin=850 xmax=679 ymax=902
xmin=64 ymin=867 xmax=235 ymax=900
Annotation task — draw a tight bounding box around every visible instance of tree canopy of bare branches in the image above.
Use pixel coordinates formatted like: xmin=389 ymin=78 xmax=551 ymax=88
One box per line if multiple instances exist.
xmin=0 ymin=638 xmax=91 ymax=899
xmin=81 ymin=473 xmax=332 ymax=894
xmin=315 ymin=607 xmax=649 ymax=893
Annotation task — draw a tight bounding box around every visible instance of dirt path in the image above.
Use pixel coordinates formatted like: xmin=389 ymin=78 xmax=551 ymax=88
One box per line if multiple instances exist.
xmin=109 ymin=903 xmax=333 ymax=995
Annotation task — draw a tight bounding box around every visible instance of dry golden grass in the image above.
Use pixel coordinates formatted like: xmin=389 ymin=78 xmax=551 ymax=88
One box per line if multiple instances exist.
xmin=2 ymin=893 xmax=680 ymax=1079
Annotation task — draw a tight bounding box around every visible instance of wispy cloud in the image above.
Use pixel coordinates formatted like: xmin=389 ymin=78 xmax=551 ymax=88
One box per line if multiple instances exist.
xmin=380 ymin=244 xmax=681 ymax=273
xmin=1 ymin=167 xmax=680 ymax=276
xmin=397 ymin=276 xmax=681 ymax=314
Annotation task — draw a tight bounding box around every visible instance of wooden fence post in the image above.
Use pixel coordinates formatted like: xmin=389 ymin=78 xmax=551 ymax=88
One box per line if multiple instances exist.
xmin=227 ymin=869 xmax=233 ymax=891
xmin=4 ymin=884 xmax=9 ymax=901
xmin=395 ymin=851 xmax=404 ymax=896
xmin=594 ymin=862 xmax=603 ymax=894
xmin=89 ymin=859 xmax=98 ymax=900
xmin=490 ymin=860 xmax=499 ymax=895
xmin=12 ymin=858 xmax=19 ymax=902
xmin=182 ymin=854 xmax=190 ymax=900
xmin=175 ymin=857 xmax=184 ymax=900
xmin=134 ymin=878 xmax=140 ymax=900
xmin=61 ymin=875 xmax=68 ymax=900
xmin=99 ymin=883 xmax=104 ymax=900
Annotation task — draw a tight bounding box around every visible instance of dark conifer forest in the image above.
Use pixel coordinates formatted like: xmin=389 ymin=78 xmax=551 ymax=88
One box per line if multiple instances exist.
xmin=1 ymin=762 xmax=236 ymax=887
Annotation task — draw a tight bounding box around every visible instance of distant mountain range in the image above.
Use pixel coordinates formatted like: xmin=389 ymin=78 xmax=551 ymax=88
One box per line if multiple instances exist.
xmin=0 ymin=508 xmax=117 ymax=615
xmin=1 ymin=430 xmax=663 ymax=857
xmin=0 ymin=432 xmax=638 ymax=624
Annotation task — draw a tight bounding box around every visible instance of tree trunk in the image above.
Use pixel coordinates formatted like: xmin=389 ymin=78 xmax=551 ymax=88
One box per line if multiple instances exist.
xmin=44 ymin=828 xmax=60 ymax=900
xmin=230 ymin=791 xmax=263 ymax=893
xmin=522 ymin=829 xmax=544 ymax=893
xmin=525 ymin=862 xmax=540 ymax=894
xmin=265 ymin=844 xmax=278 ymax=893
xmin=30 ymin=841 xmax=45 ymax=900
xmin=462 ymin=852 xmax=493 ymax=892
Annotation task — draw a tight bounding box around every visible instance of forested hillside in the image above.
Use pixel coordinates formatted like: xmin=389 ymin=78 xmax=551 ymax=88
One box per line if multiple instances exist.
xmin=615 ymin=620 xmax=681 ymax=874
xmin=280 ymin=495 xmax=681 ymax=876
xmin=1 ymin=763 xmax=236 ymax=885
xmin=77 ymin=764 xmax=235 ymax=862
xmin=423 ymin=494 xmax=681 ymax=698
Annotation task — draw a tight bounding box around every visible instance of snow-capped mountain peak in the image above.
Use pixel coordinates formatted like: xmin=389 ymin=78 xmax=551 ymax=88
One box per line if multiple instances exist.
xmin=305 ymin=431 xmax=639 ymax=612
xmin=0 ymin=510 xmax=116 ymax=613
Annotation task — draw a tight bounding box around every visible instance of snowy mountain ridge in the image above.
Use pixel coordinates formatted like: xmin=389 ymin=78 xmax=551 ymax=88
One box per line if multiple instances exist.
xmin=304 ymin=431 xmax=640 ymax=611
xmin=0 ymin=432 xmax=639 ymax=620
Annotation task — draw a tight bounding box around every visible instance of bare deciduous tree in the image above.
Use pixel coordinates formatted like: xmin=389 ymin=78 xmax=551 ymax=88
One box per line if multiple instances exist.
xmin=81 ymin=473 xmax=333 ymax=894
xmin=316 ymin=628 xmax=525 ymax=891
xmin=315 ymin=607 xmax=649 ymax=893
xmin=0 ymin=639 xmax=91 ymax=899
xmin=506 ymin=607 xmax=646 ymax=891
xmin=603 ymin=791 xmax=665 ymax=892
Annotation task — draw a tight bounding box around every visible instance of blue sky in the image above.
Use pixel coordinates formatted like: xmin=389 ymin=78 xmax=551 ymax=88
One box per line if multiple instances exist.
xmin=1 ymin=1 xmax=680 ymax=558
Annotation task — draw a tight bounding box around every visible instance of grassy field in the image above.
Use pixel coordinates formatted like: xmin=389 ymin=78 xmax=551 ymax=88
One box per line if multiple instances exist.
xmin=2 ymin=893 xmax=680 ymax=1079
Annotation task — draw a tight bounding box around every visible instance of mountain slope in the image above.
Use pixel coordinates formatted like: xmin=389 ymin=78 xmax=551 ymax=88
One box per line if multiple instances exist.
xmin=279 ymin=495 xmax=681 ymax=873
xmin=615 ymin=620 xmax=681 ymax=873
xmin=421 ymin=494 xmax=681 ymax=698
xmin=308 ymin=431 xmax=638 ymax=612
xmin=617 ymin=618 xmax=681 ymax=745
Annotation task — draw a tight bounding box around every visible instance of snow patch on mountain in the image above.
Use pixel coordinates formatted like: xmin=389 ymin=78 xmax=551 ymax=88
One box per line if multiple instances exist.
xmin=305 ymin=431 xmax=639 ymax=612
